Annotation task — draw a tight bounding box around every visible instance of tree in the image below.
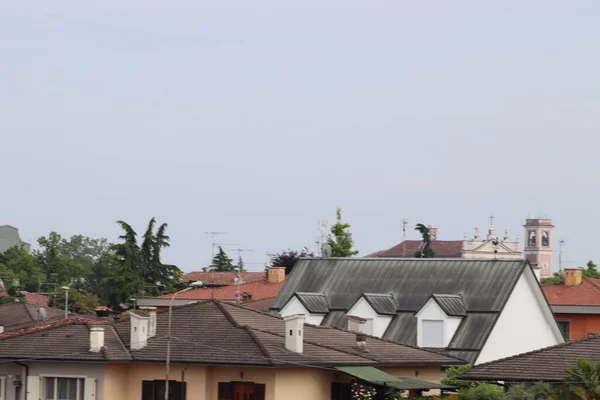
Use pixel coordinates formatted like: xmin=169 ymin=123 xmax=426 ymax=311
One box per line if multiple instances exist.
xmin=236 ymin=256 xmax=245 ymax=272
xmin=49 ymin=288 xmax=99 ymax=315
xmin=583 ymin=261 xmax=600 ymax=279
xmin=0 ymin=247 xmax=44 ymax=292
xmin=442 ymin=365 xmax=479 ymax=391
xmin=414 ymin=223 xmax=435 ymax=258
xmin=271 ymin=247 xmax=315 ymax=275
xmin=457 ymin=383 xmax=504 ymax=400
xmin=328 ymin=207 xmax=359 ymax=257
xmin=504 ymin=383 xmax=552 ymax=400
xmin=36 ymin=232 xmax=85 ymax=286
xmin=563 ymin=359 xmax=600 ymax=400
xmin=212 ymin=247 xmax=235 ymax=272
xmin=542 ymin=272 xmax=563 ymax=285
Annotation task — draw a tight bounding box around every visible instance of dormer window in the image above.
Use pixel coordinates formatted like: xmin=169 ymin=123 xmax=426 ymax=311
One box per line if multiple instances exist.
xmin=416 ymin=294 xmax=466 ymax=348
xmin=346 ymin=293 xmax=396 ymax=338
xmin=279 ymin=293 xmax=328 ymax=325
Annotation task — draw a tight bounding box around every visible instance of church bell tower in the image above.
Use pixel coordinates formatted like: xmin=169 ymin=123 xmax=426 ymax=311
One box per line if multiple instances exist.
xmin=523 ymin=218 xmax=554 ymax=278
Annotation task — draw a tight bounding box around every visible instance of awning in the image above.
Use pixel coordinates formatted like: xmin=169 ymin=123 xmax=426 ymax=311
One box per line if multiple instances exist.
xmin=334 ymin=366 xmax=453 ymax=390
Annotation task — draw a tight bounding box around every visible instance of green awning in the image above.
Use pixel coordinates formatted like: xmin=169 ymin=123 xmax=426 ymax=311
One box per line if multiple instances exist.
xmin=334 ymin=366 xmax=453 ymax=390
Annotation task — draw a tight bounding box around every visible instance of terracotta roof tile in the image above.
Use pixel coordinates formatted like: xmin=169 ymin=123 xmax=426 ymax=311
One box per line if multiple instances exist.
xmin=373 ymin=240 xmax=463 ymax=258
xmin=182 ymin=271 xmax=266 ymax=285
xmin=156 ymin=280 xmax=285 ymax=301
xmin=542 ymin=277 xmax=600 ymax=306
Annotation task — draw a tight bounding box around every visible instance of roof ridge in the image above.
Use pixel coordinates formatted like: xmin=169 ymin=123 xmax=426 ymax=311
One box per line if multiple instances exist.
xmin=108 ymin=324 xmax=132 ymax=359
xmin=248 ymin=327 xmax=379 ymax=363
xmin=214 ymin=300 xmax=241 ymax=327
xmin=243 ymin=326 xmax=274 ymax=365
xmin=0 ymin=317 xmax=101 ymax=340
xmin=466 ymin=334 xmax=600 ymax=369
xmin=327 ymin=325 xmax=463 ymax=363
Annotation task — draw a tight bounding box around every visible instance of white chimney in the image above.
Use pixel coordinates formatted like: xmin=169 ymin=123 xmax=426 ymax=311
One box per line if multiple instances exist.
xmin=140 ymin=307 xmax=157 ymax=338
xmin=0 ymin=326 xmax=4 ymax=334
xmin=90 ymin=327 xmax=105 ymax=352
xmin=356 ymin=332 xmax=368 ymax=352
xmin=130 ymin=311 xmax=150 ymax=350
xmin=284 ymin=314 xmax=305 ymax=354
xmin=347 ymin=315 xmax=366 ymax=333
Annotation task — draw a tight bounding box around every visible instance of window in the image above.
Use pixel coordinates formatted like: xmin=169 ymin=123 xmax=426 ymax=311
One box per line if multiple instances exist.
xmin=43 ymin=378 xmax=84 ymax=400
xmin=422 ymin=320 xmax=444 ymax=347
xmin=218 ymin=382 xmax=266 ymax=400
xmin=142 ymin=380 xmax=186 ymax=400
xmin=331 ymin=382 xmax=351 ymax=400
xmin=558 ymin=319 xmax=571 ymax=340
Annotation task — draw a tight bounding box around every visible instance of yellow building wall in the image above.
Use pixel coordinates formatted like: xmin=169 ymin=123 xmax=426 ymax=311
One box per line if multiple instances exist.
xmin=207 ymin=366 xmax=276 ymax=400
xmin=274 ymin=368 xmax=332 ymax=400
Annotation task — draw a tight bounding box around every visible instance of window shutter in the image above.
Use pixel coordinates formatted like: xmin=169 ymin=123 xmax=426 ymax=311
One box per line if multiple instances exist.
xmin=142 ymin=381 xmax=155 ymax=400
xmin=84 ymin=378 xmax=97 ymax=400
xmin=26 ymin=376 xmax=40 ymax=400
xmin=254 ymin=383 xmax=266 ymax=400
xmin=218 ymin=382 xmax=231 ymax=400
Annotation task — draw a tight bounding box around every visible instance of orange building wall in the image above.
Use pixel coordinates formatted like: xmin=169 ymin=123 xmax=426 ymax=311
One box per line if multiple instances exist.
xmin=555 ymin=313 xmax=600 ymax=340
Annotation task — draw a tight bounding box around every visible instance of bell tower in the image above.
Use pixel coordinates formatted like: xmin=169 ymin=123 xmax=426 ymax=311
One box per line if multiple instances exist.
xmin=523 ymin=218 xmax=554 ymax=278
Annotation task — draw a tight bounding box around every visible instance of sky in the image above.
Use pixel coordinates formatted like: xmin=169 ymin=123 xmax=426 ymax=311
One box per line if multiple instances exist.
xmin=1 ymin=1 xmax=599 ymax=272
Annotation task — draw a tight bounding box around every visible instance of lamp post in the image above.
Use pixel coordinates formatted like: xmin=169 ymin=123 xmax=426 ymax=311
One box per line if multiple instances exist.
xmin=165 ymin=284 xmax=200 ymax=400
xmin=61 ymin=286 xmax=70 ymax=319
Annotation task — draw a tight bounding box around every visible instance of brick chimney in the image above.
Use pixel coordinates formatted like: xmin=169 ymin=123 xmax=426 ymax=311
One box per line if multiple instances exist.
xmin=564 ymin=269 xmax=583 ymax=286
xmin=90 ymin=327 xmax=105 ymax=352
xmin=268 ymin=267 xmax=286 ymax=284
xmin=284 ymin=314 xmax=305 ymax=354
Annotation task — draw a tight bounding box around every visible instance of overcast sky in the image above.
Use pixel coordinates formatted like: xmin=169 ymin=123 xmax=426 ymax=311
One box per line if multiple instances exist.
xmin=1 ymin=1 xmax=598 ymax=272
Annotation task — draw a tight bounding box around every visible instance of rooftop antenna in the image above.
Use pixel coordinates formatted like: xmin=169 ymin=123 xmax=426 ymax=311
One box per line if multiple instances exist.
xmin=559 ymin=240 xmax=565 ymax=271
xmin=317 ymin=220 xmax=328 ymax=256
xmin=402 ymin=218 xmax=408 ymax=242
xmin=230 ymin=248 xmax=253 ymax=305
xmin=37 ymin=307 xmax=47 ymax=324
xmin=204 ymin=232 xmax=228 ymax=260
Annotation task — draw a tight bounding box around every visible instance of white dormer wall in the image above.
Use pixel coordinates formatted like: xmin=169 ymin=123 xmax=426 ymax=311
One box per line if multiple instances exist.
xmin=475 ymin=266 xmax=564 ymax=364
xmin=347 ymin=297 xmax=392 ymax=337
xmin=416 ymin=299 xmax=462 ymax=348
xmin=130 ymin=312 xmax=150 ymax=350
xmin=280 ymin=296 xmax=325 ymax=325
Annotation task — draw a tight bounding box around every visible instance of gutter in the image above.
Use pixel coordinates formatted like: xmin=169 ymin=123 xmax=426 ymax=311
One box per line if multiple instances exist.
xmin=14 ymin=362 xmax=28 ymax=400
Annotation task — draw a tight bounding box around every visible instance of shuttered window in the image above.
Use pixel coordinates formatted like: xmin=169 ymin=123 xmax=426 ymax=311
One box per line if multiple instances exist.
xmin=43 ymin=378 xmax=85 ymax=400
xmin=142 ymin=380 xmax=186 ymax=400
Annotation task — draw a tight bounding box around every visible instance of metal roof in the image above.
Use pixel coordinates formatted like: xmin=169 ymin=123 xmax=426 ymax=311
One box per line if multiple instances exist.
xmin=271 ymin=258 xmax=528 ymax=361
xmin=334 ymin=366 xmax=453 ymax=390
xmin=295 ymin=292 xmax=329 ymax=314
xmin=432 ymin=294 xmax=467 ymax=316
xmin=362 ymin=293 xmax=397 ymax=315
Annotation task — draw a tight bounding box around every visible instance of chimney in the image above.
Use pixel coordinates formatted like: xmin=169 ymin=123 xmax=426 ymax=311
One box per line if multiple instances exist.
xmin=356 ymin=332 xmax=368 ymax=352
xmin=0 ymin=326 xmax=5 ymax=334
xmin=90 ymin=327 xmax=105 ymax=352
xmin=140 ymin=307 xmax=158 ymax=338
xmin=202 ymin=266 xmax=208 ymax=272
xmin=95 ymin=306 xmax=110 ymax=318
xmin=284 ymin=314 xmax=305 ymax=354
xmin=588 ymin=332 xmax=598 ymax=339
xmin=564 ymin=269 xmax=583 ymax=286
xmin=321 ymin=243 xmax=332 ymax=258
xmin=268 ymin=267 xmax=286 ymax=284
xmin=130 ymin=311 xmax=150 ymax=350
xmin=428 ymin=225 xmax=438 ymax=241
xmin=242 ymin=293 xmax=253 ymax=302
xmin=347 ymin=315 xmax=366 ymax=333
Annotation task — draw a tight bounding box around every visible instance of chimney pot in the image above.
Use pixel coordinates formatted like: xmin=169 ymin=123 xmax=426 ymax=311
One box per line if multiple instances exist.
xmin=588 ymin=332 xmax=598 ymax=339
xmin=284 ymin=314 xmax=305 ymax=354
xmin=564 ymin=269 xmax=583 ymax=286
xmin=268 ymin=267 xmax=286 ymax=284
xmin=90 ymin=326 xmax=105 ymax=352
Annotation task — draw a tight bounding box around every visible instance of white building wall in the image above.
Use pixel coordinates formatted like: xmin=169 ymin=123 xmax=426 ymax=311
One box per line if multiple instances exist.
xmin=347 ymin=298 xmax=392 ymax=337
xmin=416 ymin=299 xmax=462 ymax=347
xmin=475 ymin=267 xmax=564 ymax=364
xmin=279 ymin=297 xmax=324 ymax=325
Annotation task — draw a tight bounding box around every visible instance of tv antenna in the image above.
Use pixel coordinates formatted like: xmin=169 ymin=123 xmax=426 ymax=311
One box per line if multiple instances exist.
xmin=204 ymin=232 xmax=228 ymax=260
xmin=402 ymin=218 xmax=408 ymax=242
xmin=559 ymin=240 xmax=565 ymax=271
xmin=230 ymin=248 xmax=253 ymax=305
xmin=317 ymin=220 xmax=328 ymax=256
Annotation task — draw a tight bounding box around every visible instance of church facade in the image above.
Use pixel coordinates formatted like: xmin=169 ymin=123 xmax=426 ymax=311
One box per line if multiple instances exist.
xmin=370 ymin=217 xmax=554 ymax=278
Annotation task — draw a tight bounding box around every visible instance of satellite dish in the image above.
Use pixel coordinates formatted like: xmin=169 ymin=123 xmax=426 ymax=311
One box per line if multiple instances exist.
xmin=37 ymin=307 xmax=47 ymax=322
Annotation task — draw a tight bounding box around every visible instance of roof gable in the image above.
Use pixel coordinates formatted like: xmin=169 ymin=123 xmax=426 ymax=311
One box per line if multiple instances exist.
xmin=295 ymin=293 xmax=329 ymax=314
xmin=431 ymin=294 xmax=467 ymax=317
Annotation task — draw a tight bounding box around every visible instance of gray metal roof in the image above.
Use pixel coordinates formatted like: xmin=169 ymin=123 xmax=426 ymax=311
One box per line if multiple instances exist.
xmin=362 ymin=293 xmax=397 ymax=315
xmin=432 ymin=294 xmax=467 ymax=316
xmin=271 ymin=258 xmax=529 ymax=362
xmin=295 ymin=292 xmax=329 ymax=314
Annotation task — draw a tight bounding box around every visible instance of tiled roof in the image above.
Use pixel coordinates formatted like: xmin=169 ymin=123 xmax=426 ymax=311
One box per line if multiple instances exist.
xmin=240 ymin=297 xmax=277 ymax=311
xmin=0 ymin=303 xmax=66 ymax=331
xmin=21 ymin=292 xmax=49 ymax=307
xmin=462 ymin=334 xmax=600 ymax=382
xmin=181 ymin=271 xmax=266 ymax=285
xmin=156 ymin=280 xmax=285 ymax=302
xmin=542 ymin=277 xmax=600 ymax=306
xmin=0 ymin=300 xmax=464 ymax=367
xmin=372 ymin=241 xmax=463 ymax=258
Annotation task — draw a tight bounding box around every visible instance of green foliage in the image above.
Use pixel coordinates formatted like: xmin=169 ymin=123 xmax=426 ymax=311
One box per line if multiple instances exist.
xmin=236 ymin=256 xmax=245 ymax=272
xmin=414 ymin=223 xmax=435 ymax=258
xmin=564 ymin=359 xmax=600 ymax=399
xmin=458 ymin=383 xmax=504 ymax=400
xmin=542 ymin=272 xmax=563 ymax=285
xmin=0 ymin=246 xmax=44 ymax=292
xmin=583 ymin=261 xmax=600 ymax=279
xmin=212 ymin=247 xmax=235 ymax=272
xmin=328 ymin=207 xmax=359 ymax=257
xmin=271 ymin=247 xmax=315 ymax=275
xmin=443 ymin=365 xmax=480 ymax=391
xmin=504 ymin=383 xmax=552 ymax=400
xmin=36 ymin=232 xmax=85 ymax=285
xmin=49 ymin=288 xmax=99 ymax=315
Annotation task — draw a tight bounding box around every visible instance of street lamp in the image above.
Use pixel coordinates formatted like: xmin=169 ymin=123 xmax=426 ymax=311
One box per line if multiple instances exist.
xmin=164 ymin=282 xmax=201 ymax=400
xmin=60 ymin=286 xmax=70 ymax=319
